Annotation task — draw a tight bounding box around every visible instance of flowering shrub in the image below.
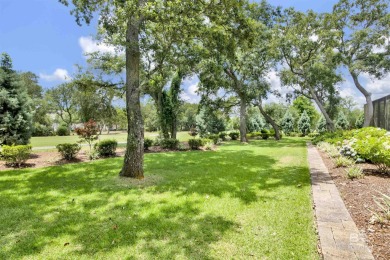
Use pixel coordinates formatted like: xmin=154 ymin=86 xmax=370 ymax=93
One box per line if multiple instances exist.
xmin=339 ymin=139 xmax=360 ymax=161
xmin=316 ymin=128 xmax=390 ymax=174
xmin=353 ymin=134 xmax=390 ymax=174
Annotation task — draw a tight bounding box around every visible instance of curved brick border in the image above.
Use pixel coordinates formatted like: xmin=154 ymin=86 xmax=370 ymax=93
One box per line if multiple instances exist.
xmin=307 ymin=144 xmax=374 ymax=260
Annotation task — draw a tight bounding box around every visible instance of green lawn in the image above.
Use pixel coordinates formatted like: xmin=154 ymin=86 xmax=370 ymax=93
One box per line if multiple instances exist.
xmin=0 ymin=139 xmax=318 ymax=259
xmin=30 ymin=131 xmax=191 ymax=148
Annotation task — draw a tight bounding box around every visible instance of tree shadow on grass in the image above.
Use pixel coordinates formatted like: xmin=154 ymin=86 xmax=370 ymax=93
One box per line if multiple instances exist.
xmin=0 ymin=191 xmax=236 ymax=259
xmin=0 ymin=140 xmax=311 ymax=259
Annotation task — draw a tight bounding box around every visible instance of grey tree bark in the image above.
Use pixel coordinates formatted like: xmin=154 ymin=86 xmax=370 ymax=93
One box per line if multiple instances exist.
xmin=120 ymin=13 xmax=144 ymax=179
xmin=307 ymin=85 xmax=335 ymax=132
xmin=239 ymin=97 xmax=248 ymax=143
xmin=350 ymin=71 xmax=373 ymax=127
xmin=257 ymin=99 xmax=281 ymax=140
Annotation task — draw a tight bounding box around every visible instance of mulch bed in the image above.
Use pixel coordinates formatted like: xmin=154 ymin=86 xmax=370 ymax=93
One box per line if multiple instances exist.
xmin=0 ymin=143 xmax=214 ymax=171
xmin=318 ymin=149 xmax=390 ymax=260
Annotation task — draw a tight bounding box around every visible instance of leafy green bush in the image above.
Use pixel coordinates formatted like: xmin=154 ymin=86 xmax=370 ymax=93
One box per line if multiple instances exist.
xmin=261 ymin=129 xmax=270 ymax=140
xmin=312 ymin=130 xmax=347 ymax=145
xmin=248 ymin=132 xmax=261 ymax=139
xmin=353 ymin=134 xmax=389 ymax=174
xmin=144 ymin=138 xmax=154 ymax=151
xmin=56 ymin=143 xmax=81 ymax=160
xmin=57 ymin=125 xmax=70 ymax=136
xmin=339 ymin=141 xmax=359 ymax=160
xmin=188 ymin=127 xmax=198 ymax=137
xmin=229 ymin=131 xmax=239 ymax=140
xmin=219 ymin=132 xmax=227 ymax=141
xmin=207 ymin=134 xmax=220 ymax=144
xmin=177 ymin=143 xmax=188 ymax=151
xmin=308 ymin=132 xmax=320 ymax=138
xmin=346 ymin=165 xmax=364 ymax=179
xmin=289 ymin=132 xmax=300 ymax=137
xmin=202 ymin=139 xmax=214 ymax=150
xmin=160 ymin=138 xmax=180 ymax=150
xmin=1 ymin=145 xmax=32 ymax=167
xmin=188 ymin=139 xmax=203 ymax=150
xmin=32 ymin=123 xmax=54 ymax=137
xmin=94 ymin=139 xmax=117 ymax=157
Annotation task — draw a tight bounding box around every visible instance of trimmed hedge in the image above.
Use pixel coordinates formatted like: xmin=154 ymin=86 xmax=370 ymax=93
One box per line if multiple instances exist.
xmin=57 ymin=126 xmax=70 ymax=136
xmin=188 ymin=139 xmax=203 ymax=150
xmin=1 ymin=145 xmax=32 ymax=167
xmin=94 ymin=139 xmax=117 ymax=157
xmin=56 ymin=143 xmax=81 ymax=160
xmin=160 ymin=138 xmax=180 ymax=150
xmin=229 ymin=131 xmax=240 ymax=140
xmin=144 ymin=138 xmax=154 ymax=151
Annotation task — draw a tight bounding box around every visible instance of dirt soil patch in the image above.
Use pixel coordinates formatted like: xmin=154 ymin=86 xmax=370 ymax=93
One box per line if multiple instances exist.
xmin=318 ymin=149 xmax=390 ymax=260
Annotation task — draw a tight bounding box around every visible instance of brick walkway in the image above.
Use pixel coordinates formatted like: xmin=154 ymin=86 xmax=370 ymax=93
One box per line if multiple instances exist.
xmin=307 ymin=144 xmax=374 ymax=260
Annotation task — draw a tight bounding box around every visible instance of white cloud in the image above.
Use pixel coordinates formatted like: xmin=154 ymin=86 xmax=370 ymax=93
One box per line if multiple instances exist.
xmin=372 ymin=37 xmax=388 ymax=54
xmin=338 ymin=72 xmax=390 ymax=106
xmin=364 ymin=74 xmax=390 ymax=95
xmin=180 ymin=76 xmax=201 ymax=104
xmin=264 ymin=70 xmax=294 ymax=104
xmin=188 ymin=84 xmax=198 ymax=95
xmin=79 ymin=36 xmax=116 ymax=56
xmin=180 ymin=92 xmax=192 ymax=103
xmin=309 ymin=34 xmax=319 ymax=42
xmin=40 ymin=68 xmax=71 ymax=82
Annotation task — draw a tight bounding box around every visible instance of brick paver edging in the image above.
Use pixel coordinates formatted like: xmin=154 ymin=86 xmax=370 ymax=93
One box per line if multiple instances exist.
xmin=307 ymin=144 xmax=374 ymax=260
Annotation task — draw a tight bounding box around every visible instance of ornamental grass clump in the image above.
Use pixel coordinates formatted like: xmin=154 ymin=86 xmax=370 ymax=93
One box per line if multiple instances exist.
xmin=335 ymin=156 xmax=355 ymax=168
xmin=345 ymin=165 xmax=364 ymax=179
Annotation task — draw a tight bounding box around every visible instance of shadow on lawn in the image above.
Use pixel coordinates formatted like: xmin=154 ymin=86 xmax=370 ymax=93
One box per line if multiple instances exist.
xmin=0 ymin=140 xmax=310 ymax=258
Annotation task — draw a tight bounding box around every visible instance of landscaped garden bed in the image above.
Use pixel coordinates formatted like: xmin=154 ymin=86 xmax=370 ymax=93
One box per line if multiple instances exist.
xmin=314 ymin=127 xmax=390 ymax=260
xmin=318 ymin=150 xmax=389 ymax=260
xmin=0 ymin=142 xmax=217 ymax=171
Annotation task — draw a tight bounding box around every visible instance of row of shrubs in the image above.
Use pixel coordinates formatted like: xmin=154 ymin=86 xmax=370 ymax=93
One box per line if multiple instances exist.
xmin=57 ymin=139 xmax=118 ymax=160
xmin=32 ymin=124 xmax=71 ymax=137
xmin=314 ymin=127 xmax=389 ymax=175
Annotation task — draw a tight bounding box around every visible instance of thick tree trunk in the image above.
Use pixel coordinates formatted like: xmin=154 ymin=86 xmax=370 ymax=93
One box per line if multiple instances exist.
xmin=257 ymin=99 xmax=281 ymax=140
xmin=350 ymin=71 xmax=373 ymax=127
xmin=155 ymin=92 xmax=170 ymax=139
xmin=171 ymin=121 xmax=177 ymax=139
xmin=120 ymin=15 xmax=144 ymax=179
xmin=169 ymin=71 xmax=182 ymax=140
xmin=239 ymin=97 xmax=248 ymax=143
xmin=307 ymin=85 xmax=335 ymax=132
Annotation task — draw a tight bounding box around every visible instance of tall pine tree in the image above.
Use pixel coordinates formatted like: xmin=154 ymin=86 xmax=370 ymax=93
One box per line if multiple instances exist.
xmin=0 ymin=53 xmax=33 ymax=145
xmin=298 ymin=110 xmax=311 ymax=136
xmin=281 ymin=110 xmax=295 ymax=135
xmin=335 ymin=111 xmax=350 ymax=130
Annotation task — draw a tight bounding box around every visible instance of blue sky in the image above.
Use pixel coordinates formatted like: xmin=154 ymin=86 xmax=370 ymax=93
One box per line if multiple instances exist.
xmin=0 ymin=0 xmax=388 ymax=106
